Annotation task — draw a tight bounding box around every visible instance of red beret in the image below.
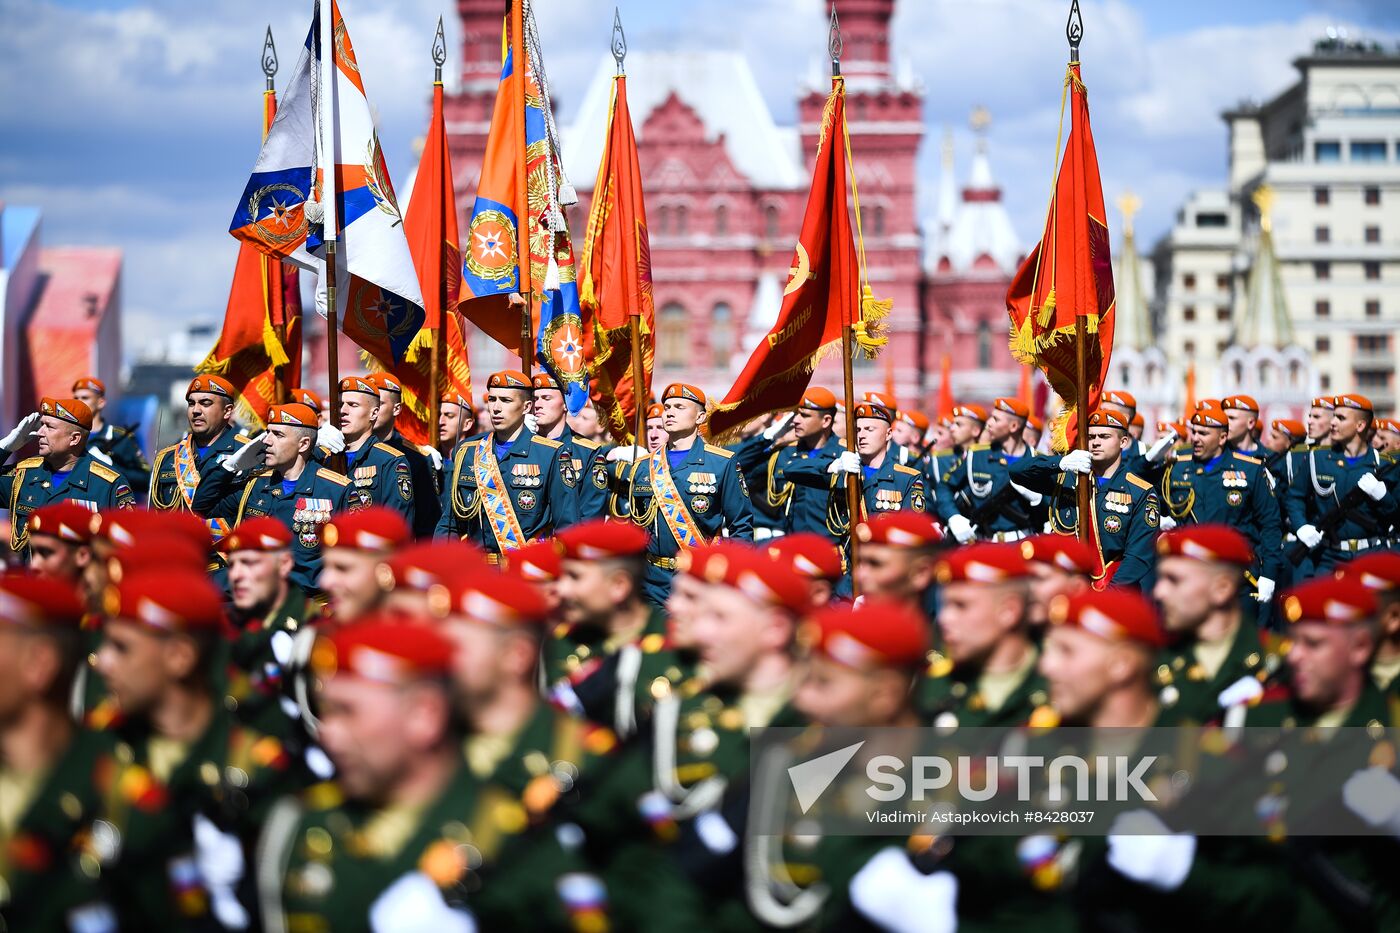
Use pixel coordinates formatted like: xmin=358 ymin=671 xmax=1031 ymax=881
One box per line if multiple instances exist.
xmin=40 ymin=397 xmax=93 ymax=431
xmin=898 ymin=409 xmax=931 ymax=431
xmin=1281 ymin=577 xmax=1376 ymax=625
xmin=1101 ymin=390 xmax=1137 ymax=410
xmin=677 ymin=542 xmax=747 ymax=582
xmin=367 ymin=372 xmax=403 ymax=394
xmin=1156 ymin=525 xmax=1253 ymax=567
xmin=663 ymin=383 xmax=706 ymax=406
xmin=935 ymin=543 xmax=1031 ymax=585
xmin=1020 ymin=534 xmax=1097 ymax=575
xmin=1222 ymin=395 xmax=1259 ymax=413
xmin=645 ymin=403 xmax=665 ymax=421
xmin=487 ymin=370 xmax=531 ymax=390
xmin=108 ymin=534 xmax=210 ymax=582
xmin=1311 ymin=396 xmax=1336 ymax=410
xmin=28 ymin=501 xmax=97 ymax=544
xmin=531 ymin=372 xmax=561 ymax=391
xmin=290 ymin=387 xmax=323 ymax=411
xmin=339 ymin=376 xmax=379 ymax=397
xmin=1048 ymin=588 xmax=1166 ymax=648
xmin=187 ymin=375 xmax=236 ymax=399
xmin=72 ymin=376 xmax=106 ymax=395
xmin=1190 ymin=405 xmax=1228 ymax=430
xmin=854 ymin=401 xmax=893 ymax=422
xmin=505 ymin=540 xmax=562 ymax=583
xmin=384 ymin=541 xmax=489 ymax=593
xmin=806 ymin=598 xmax=929 ymax=670
xmin=432 ymin=569 xmax=550 ymax=627
xmin=1088 ymin=408 xmax=1130 ymax=431
xmin=800 ymin=387 xmax=837 ymax=410
xmin=1336 ymin=394 xmax=1373 ymax=414
xmin=316 ymin=617 xmax=454 ymax=685
xmin=321 ymin=507 xmax=410 ymax=553
xmin=220 ymin=516 xmax=294 ymax=553
xmin=767 ymin=533 xmax=844 ymax=581
xmin=1338 ymin=553 xmax=1400 ymax=593
xmin=0 ymin=573 xmax=85 ymax=629
xmin=856 ymin=511 xmax=944 ymax=549
xmin=952 ymin=403 xmax=987 ymax=423
xmin=267 ymin=403 xmax=319 ymax=428
xmin=711 ymin=549 xmax=810 ymax=613
xmin=556 ymin=519 xmax=649 ymax=560
xmin=92 ymin=509 xmax=211 ymax=553
xmin=1271 ymin=418 xmax=1305 ymax=440
xmin=104 ymin=569 xmax=225 ymax=632
xmin=994 ymin=397 xmax=1029 ymax=418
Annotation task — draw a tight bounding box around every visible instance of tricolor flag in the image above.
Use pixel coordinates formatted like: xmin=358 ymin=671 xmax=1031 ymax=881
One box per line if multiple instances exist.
xmin=229 ymin=0 xmax=424 ymax=367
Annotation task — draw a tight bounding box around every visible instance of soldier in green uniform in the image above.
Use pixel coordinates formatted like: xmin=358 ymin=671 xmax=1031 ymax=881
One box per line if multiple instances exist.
xmin=1011 ymin=408 xmax=1162 ymax=590
xmin=0 ymin=397 xmax=135 ymax=557
xmin=730 ymin=386 xmax=845 ymax=537
xmin=436 ymin=370 xmax=579 ymax=559
xmin=149 ymin=374 xmax=255 ymax=548
xmin=1337 ymin=552 xmax=1400 ymax=695
xmin=936 ymin=397 xmax=1041 ymax=544
xmin=0 ymin=574 xmax=116 ymax=931
xmin=24 ymin=499 xmax=96 ymax=587
xmin=768 ymin=532 xmax=845 ymax=609
xmin=619 ymin=383 xmax=754 ymax=605
xmin=192 ymin=402 xmax=354 ymax=593
xmin=318 ymin=505 xmax=412 ymax=620
xmin=72 ymin=375 xmax=151 ymax=496
xmin=368 ymin=371 xmax=443 ymax=538
xmin=1160 ymin=403 xmax=1282 ymax=599
xmin=335 ymin=375 xmax=417 ymax=526
xmin=532 ymin=371 xmax=609 ymax=520
xmin=850 ymin=509 xmax=945 ymax=625
xmin=1020 ymin=533 xmax=1095 ymax=630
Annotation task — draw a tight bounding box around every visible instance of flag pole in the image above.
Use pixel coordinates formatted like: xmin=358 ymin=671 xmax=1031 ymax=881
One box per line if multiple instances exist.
xmin=510 ymin=0 xmax=532 ymax=376
xmin=262 ymin=26 xmax=289 ymax=405
xmin=830 ymin=10 xmax=862 ymax=589
xmin=318 ymin=0 xmax=344 ymax=469
xmin=1067 ymin=0 xmax=1092 ymax=544
xmin=613 ymin=9 xmax=647 ymax=446
xmin=428 ymin=17 xmax=448 ymax=439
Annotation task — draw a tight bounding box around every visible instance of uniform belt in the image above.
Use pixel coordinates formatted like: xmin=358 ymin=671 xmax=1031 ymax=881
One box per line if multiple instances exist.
xmin=1337 ymin=538 xmax=1380 ymax=553
xmin=647 ymin=554 xmax=678 ymax=570
xmin=987 ymin=530 xmax=1029 ymax=542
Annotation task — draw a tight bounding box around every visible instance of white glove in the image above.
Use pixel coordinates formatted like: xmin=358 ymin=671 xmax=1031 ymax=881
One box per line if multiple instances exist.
xmin=270 ymin=631 xmax=295 ymax=668
xmin=317 ymin=423 xmax=346 ymax=455
xmin=1254 ymin=576 xmax=1275 ymax=603
xmin=1106 ymin=810 xmax=1196 ymax=891
xmin=1059 ymin=449 xmax=1093 ymax=474
xmin=369 ymin=871 xmax=477 ymax=933
xmin=899 ymin=447 xmax=910 ymax=464
xmin=222 ymin=434 xmax=268 ymax=473
xmin=762 ymin=412 xmax=794 ymax=441
xmin=1358 ymin=472 xmax=1388 ymax=502
xmin=1216 ymin=675 xmax=1264 ymax=708
xmin=849 ymin=847 xmax=958 ymax=933
xmin=827 ymin=451 xmax=861 ymax=476
xmin=606 ymin=445 xmax=647 ymax=463
xmin=0 ymin=412 xmax=40 ymax=453
xmin=1342 ymin=767 xmax=1400 ymax=836
xmin=192 ymin=814 xmax=249 ymax=930
xmin=947 ymin=514 xmax=975 ymax=544
xmin=89 ymin=447 xmax=114 ymax=465
xmin=1158 ymin=514 xmax=1177 ymax=531
xmin=1010 ymin=481 xmax=1043 ymax=507
xmin=1145 ymin=430 xmax=1177 ymax=464
xmin=1296 ymin=524 xmax=1323 ymax=549
xmin=524 ymin=412 xmax=540 ymax=433
xmin=424 ymin=446 xmax=443 ymax=471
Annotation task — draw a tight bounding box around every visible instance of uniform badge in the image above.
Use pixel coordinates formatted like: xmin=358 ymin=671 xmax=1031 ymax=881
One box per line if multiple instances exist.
xmin=1145 ymin=502 xmax=1160 ymax=528
xmin=561 ymin=460 xmax=579 ymax=488
xmin=691 ymin=494 xmax=710 ymax=514
xmin=1103 ymin=514 xmax=1122 ymax=534
xmin=592 ymin=463 xmax=609 ymax=490
xmin=395 ymin=461 xmax=413 ymax=502
xmin=911 ymin=487 xmax=926 ymax=512
xmin=518 ymin=490 xmax=537 ymax=511
xmin=1226 ymin=489 xmax=1243 ymax=506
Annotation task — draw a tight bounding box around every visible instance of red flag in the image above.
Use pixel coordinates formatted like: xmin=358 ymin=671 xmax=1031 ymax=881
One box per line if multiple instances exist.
xmin=1006 ymin=62 xmax=1115 ymax=453
xmin=579 ymin=72 xmax=654 ymax=444
xmin=709 ymin=80 xmax=880 ymax=440
xmin=936 ymin=353 xmax=954 ymax=420
xmin=199 ymin=87 xmax=302 ymax=428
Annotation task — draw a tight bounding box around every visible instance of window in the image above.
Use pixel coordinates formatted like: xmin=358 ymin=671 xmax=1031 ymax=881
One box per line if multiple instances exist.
xmin=1314 ymin=261 xmax=1331 ymax=280
xmin=709 ymin=303 xmax=733 ymax=369
xmin=1351 ymin=141 xmax=1387 ymax=163
xmin=1355 ymin=371 xmax=1392 ymax=391
xmin=657 ymin=303 xmax=689 ymax=368
xmin=1316 ymin=336 xmax=1330 ymax=352
xmin=1183 ymin=273 xmax=1196 ymax=290
xmin=1182 ymin=306 xmax=1196 ymax=322
xmin=1366 ymin=299 xmax=1381 ymax=318
xmin=1316 ymin=299 xmax=1331 ymax=318
xmin=1314 ymin=141 xmax=1341 ymax=163
xmin=1216 ymin=274 xmax=1231 ymax=291
xmin=1314 ymin=186 xmax=1330 ymax=205
xmin=714 ymin=204 xmax=728 ymax=236
xmin=872 ymin=206 xmax=885 ymax=237
xmin=1315 ymin=226 xmax=1330 ymax=243
xmin=1320 ymin=373 xmax=1331 ymax=390
xmin=764 ymin=205 xmax=780 ymax=240
xmin=1357 ymin=334 xmax=1391 ymax=353
xmin=1196 ymin=213 xmax=1228 ymax=228
xmin=1365 ymin=261 xmax=1381 ymax=280
xmin=1216 ymin=306 xmax=1231 ymax=322
xmin=1217 ymin=340 xmax=1229 ymax=355
xmin=1183 ymin=340 xmax=1196 ymax=355
xmin=1366 ymin=226 xmax=1380 ymax=243
xmin=656 ymin=206 xmax=670 ymax=235
xmin=977 ymin=321 xmax=992 ymax=369
xmin=674 ymin=206 xmax=688 ymax=236
xmin=1365 ymin=186 xmax=1381 ymax=206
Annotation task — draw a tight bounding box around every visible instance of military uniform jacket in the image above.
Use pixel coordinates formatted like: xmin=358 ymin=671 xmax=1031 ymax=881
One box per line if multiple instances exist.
xmin=1162 ymin=450 xmax=1283 ymax=580
xmin=150 ymin=429 xmax=252 ymax=542
xmin=437 ymin=430 xmax=579 ymax=553
xmin=1154 ymin=617 xmax=1285 ymax=725
xmin=555 ymin=424 xmax=609 ymax=521
xmin=784 ymin=447 xmax=927 ymax=537
xmin=193 ymin=461 xmax=354 ymax=593
xmin=917 ymin=648 xmax=1051 ymax=729
xmin=733 ymin=432 xmax=845 ymax=536
xmin=89 ymin=420 xmax=151 ymax=495
xmin=935 ymin=443 xmax=1037 ymax=536
xmin=1011 ymin=457 xmax=1162 ymax=590
xmin=228 ymin=587 xmax=313 ymax=742
xmin=2 ymin=453 xmax=136 ymax=553
xmin=382 ymin=428 xmax=441 ymax=538
xmin=1285 ymin=444 xmax=1400 ymax=555
xmin=342 ymin=439 xmax=416 ymax=526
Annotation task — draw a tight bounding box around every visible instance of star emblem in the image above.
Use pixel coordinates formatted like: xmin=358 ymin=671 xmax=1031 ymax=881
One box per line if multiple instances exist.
xmin=263 ymin=195 xmax=298 ymax=229
xmin=551 ymin=323 xmax=584 ymax=374
xmin=473 ymin=223 xmax=509 ymax=262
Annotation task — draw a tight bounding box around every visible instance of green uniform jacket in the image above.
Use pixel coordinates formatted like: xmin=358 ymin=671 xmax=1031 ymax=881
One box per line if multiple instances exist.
xmin=917 ymin=647 xmax=1051 ymax=728
xmin=1 ymin=453 xmax=136 ymax=554
xmin=1154 ymin=616 xmax=1285 ymax=724
xmin=227 ymin=587 xmax=314 ymax=743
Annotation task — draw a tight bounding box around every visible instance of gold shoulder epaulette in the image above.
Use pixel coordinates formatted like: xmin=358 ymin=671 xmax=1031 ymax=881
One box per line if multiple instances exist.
xmin=968 ymin=443 xmax=990 ymax=452
xmin=234 ymin=433 xmax=252 ymax=444
xmin=89 ymin=462 xmax=120 ymax=482
xmin=531 ymin=435 xmax=563 ymax=449
xmin=1125 ymin=473 xmax=1153 ymax=491
xmin=16 ymin=456 xmax=43 ymax=469
xmin=931 ymin=447 xmax=954 ymax=456
xmin=573 ymin=436 xmax=601 ymax=450
xmin=372 ymin=442 xmax=404 ymax=458
xmin=1234 ymin=453 xmax=1262 ymax=465
xmin=894 ymin=463 xmax=921 ymax=477
xmin=1289 ymin=443 xmax=1310 ymax=454
xmin=703 ymin=444 xmax=736 ymax=459
xmin=318 ymin=469 xmax=351 ymax=487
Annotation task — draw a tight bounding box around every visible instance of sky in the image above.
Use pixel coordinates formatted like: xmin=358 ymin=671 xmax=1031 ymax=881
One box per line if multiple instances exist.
xmin=2 ymin=0 xmax=1398 ymax=356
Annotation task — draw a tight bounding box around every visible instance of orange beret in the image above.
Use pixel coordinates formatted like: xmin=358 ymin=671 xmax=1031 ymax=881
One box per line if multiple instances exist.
xmin=854 ymin=401 xmax=893 ymax=422
xmin=1281 ymin=577 xmax=1376 ymax=625
xmin=316 ymin=617 xmax=454 ymax=685
xmin=367 ymin=372 xmax=403 ymax=394
xmin=487 ymin=370 xmax=531 ymax=390
xmin=28 ymin=501 xmax=97 ymax=544
xmin=1311 ymin=396 xmax=1337 ymax=410
xmin=383 ymin=540 xmax=489 ymax=593
xmin=1222 ymin=395 xmax=1259 ymax=413
xmin=645 ymin=403 xmax=665 ymax=421
xmin=863 ymin=391 xmax=899 ymax=413
xmin=1337 ymin=552 xmax=1400 ymax=594
xmin=1026 ymin=414 xmax=1044 ymax=432
xmin=994 ymin=397 xmax=1029 ymax=418
xmin=72 ymin=376 xmax=106 ymax=395
xmin=220 ymin=516 xmax=294 ymax=553
xmin=322 ymin=506 xmax=410 ymax=553
xmin=1155 ymin=524 xmax=1253 ymax=567
xmin=504 ymin=539 xmax=562 ymax=583
xmin=1335 ymin=393 xmax=1372 ymax=414
xmin=0 ymin=573 xmax=85 ymax=630
xmin=801 ymin=387 xmax=837 ymax=411
xmin=952 ymin=403 xmax=987 ymax=423
xmin=441 ymin=390 xmax=473 ymax=409
xmin=267 ymin=403 xmax=319 ymax=428
xmin=40 ymin=397 xmax=93 ymax=431
xmin=432 ymin=569 xmax=550 ymax=627
xmin=898 ymin=409 xmax=931 ymax=431
xmin=1101 ymin=390 xmax=1137 ymax=410
xmin=1130 ymin=412 xmax=1144 ymax=428
xmin=1190 ymin=405 xmax=1228 ymax=430
xmin=290 ymin=387 xmax=324 ymax=411
xmin=1271 ymin=418 xmax=1305 ymax=440
xmin=187 ymin=375 xmax=236 ymax=399
xmin=531 ymin=372 xmax=561 ymax=391
xmin=1373 ymin=418 xmax=1398 ymax=435
xmin=663 ymin=383 xmax=706 ymax=406
xmin=1088 ymin=408 xmax=1130 ymax=431
xmin=340 ymin=376 xmax=379 ymax=397
xmin=1020 ymin=534 xmax=1097 ymax=576
xmin=556 ymin=519 xmax=649 ymax=560
xmin=856 ymin=511 xmax=944 ymax=549
xmin=767 ymin=533 xmax=844 ymax=581
xmin=935 ymin=543 xmax=1031 ymax=585
xmin=1048 ymin=588 xmax=1166 ymax=648
xmin=104 ymin=569 xmax=225 ymax=633
xmin=805 ymin=598 xmax=928 ymax=671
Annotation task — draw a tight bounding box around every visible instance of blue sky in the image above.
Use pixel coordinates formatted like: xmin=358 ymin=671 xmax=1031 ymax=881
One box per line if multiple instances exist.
xmin=2 ymin=0 xmax=1397 ymax=354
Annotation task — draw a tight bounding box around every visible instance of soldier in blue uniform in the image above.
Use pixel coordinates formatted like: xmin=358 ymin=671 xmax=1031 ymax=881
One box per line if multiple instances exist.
xmin=1222 ymin=393 xmax=1265 ymax=456
xmin=1 ymin=396 xmax=135 ymax=555
xmin=191 ymin=402 xmax=353 ymax=593
xmin=935 ymin=397 xmax=1040 ymax=545
xmin=619 ymin=383 xmax=753 ymax=605
xmin=436 ymin=370 xmax=579 ymax=560
xmin=71 ymin=375 xmax=151 ymax=496
xmin=335 ymin=375 xmax=416 ymax=527
xmin=366 ymin=371 xmax=442 ymax=538
xmin=1287 ymin=393 xmax=1400 ymax=574
xmin=532 ymin=371 xmax=609 ymax=520
xmin=1010 ymin=408 xmax=1162 ymax=590
xmin=149 ymin=374 xmax=255 ymax=547
xmin=1160 ymin=403 xmax=1282 ymax=599
xmin=731 ymin=386 xmax=844 ymax=536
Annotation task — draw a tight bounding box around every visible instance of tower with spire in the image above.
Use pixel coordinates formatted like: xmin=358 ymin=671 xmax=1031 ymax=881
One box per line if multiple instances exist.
xmin=1110 ymin=192 xmax=1175 ymax=427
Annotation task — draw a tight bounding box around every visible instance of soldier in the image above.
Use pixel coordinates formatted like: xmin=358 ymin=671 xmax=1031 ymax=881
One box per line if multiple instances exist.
xmin=621 ymin=383 xmax=753 ymax=605
xmin=367 ymin=371 xmax=443 ymax=538
xmin=149 ymin=375 xmax=254 ymax=545
xmin=1011 ymin=408 xmax=1162 ymax=590
xmin=437 ymin=370 xmax=579 ymax=560
xmin=851 ymin=509 xmax=944 ymax=607
xmin=1 ymin=397 xmax=135 ymax=556
xmin=335 ymin=376 xmax=416 ymax=526
xmin=192 ymin=402 xmax=354 ymax=592
xmin=1160 ymin=403 xmax=1281 ymax=599
xmin=935 ymin=397 xmax=1039 ymax=544
xmin=0 ymin=574 xmax=115 ymax=930
xmin=289 ymin=387 xmax=326 ymax=424
xmin=767 ymin=532 xmax=844 ymax=608
xmin=643 ymin=402 xmax=666 ymax=453
xmin=732 ymin=387 xmax=844 ymax=537
xmin=1024 ymin=413 xmax=1045 ymax=451
xmin=567 ymin=402 xmax=608 ymax=444
xmin=379 ymin=539 xmax=488 ymax=617
xmin=1304 ymin=394 xmax=1336 ymax=445
xmin=25 ymin=499 xmax=95 ymax=584
xmin=1374 ymin=417 xmax=1400 ymax=455
xmin=72 ymin=375 xmax=151 ymax=494
xmin=438 ymin=389 xmax=477 ymax=458
xmin=890 ymin=408 xmax=930 ymax=463
xmin=1263 ymin=417 xmax=1304 ymax=480
xmin=803 ymin=400 xmax=927 ymax=541
xmin=1020 ymin=533 xmax=1095 ymax=629
xmin=1129 ymin=411 xmax=1145 ymax=441
xmin=921 ymin=543 xmax=1048 ymax=726
xmin=1288 ymin=393 xmax=1399 ymax=574
xmin=1221 ymin=394 xmax=1264 ymax=455
xmin=532 ymin=371 xmax=608 ymax=519
xmin=946 ymin=402 xmax=987 ymax=454
xmin=318 ymin=506 xmax=411 ymax=621
xmin=504 ymin=538 xmax=564 ymax=614
xmin=1336 ymin=552 xmax=1400 ymax=694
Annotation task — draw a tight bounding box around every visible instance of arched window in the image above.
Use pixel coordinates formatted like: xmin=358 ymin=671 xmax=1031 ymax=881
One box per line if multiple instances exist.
xmin=764 ymin=205 xmax=780 ymax=240
xmin=658 ymin=303 xmax=689 ymax=368
xmin=710 ymin=303 xmax=733 ymax=370
xmin=714 ymin=204 xmax=728 ymax=236
xmin=872 ymin=206 xmax=886 ymax=236
xmin=657 ymin=206 xmax=671 ymax=235
xmin=675 ymin=205 xmax=688 ymax=235
xmin=977 ymin=321 xmax=992 ymax=369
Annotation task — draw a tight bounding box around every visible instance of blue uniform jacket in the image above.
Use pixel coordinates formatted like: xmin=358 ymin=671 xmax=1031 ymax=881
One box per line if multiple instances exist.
xmin=383 ymin=429 xmax=441 ymax=539
xmin=1285 ymin=445 xmax=1400 ymax=571
xmin=436 ymin=430 xmax=579 ymax=553
xmin=90 ymin=422 xmax=151 ymax=496
xmin=935 ymin=444 xmax=1036 ymax=536
xmin=342 ymin=440 xmax=416 ymax=528
xmin=784 ymin=446 xmax=927 ymax=534
xmin=1161 ymin=450 xmax=1283 ymax=580
xmin=732 ymin=432 xmax=845 ymax=536
xmin=2 ymin=453 xmax=136 ymax=553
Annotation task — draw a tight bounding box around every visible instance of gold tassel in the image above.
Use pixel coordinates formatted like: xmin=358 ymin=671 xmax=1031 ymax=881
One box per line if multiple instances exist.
xmin=854 ymin=286 xmax=891 ymax=358
xmin=195 ymin=350 xmax=231 ymax=376
xmin=1084 ymin=312 xmax=1099 ymax=335
xmin=1035 ymin=288 xmax=1057 ymax=328
xmin=260 ymin=318 xmax=290 ymax=369
xmin=1051 ymin=407 xmax=1073 ymax=455
xmin=403 ymin=327 xmax=434 ymax=366
xmin=1009 ymin=320 xmax=1038 ymax=366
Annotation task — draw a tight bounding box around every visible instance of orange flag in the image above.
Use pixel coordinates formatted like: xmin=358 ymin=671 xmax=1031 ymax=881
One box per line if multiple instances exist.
xmin=199 ymin=86 xmax=301 ymax=428
xmin=1182 ymin=363 xmax=1196 ymax=424
xmin=391 ymin=78 xmax=472 ymax=447
xmin=1007 ymin=62 xmax=1115 ymax=453
xmin=579 ymin=71 xmax=654 ymax=444
xmin=936 ymin=353 xmax=954 ymax=420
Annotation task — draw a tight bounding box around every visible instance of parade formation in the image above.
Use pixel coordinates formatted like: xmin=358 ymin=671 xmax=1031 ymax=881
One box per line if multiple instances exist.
xmin=2 ymin=0 xmax=1400 ymax=931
